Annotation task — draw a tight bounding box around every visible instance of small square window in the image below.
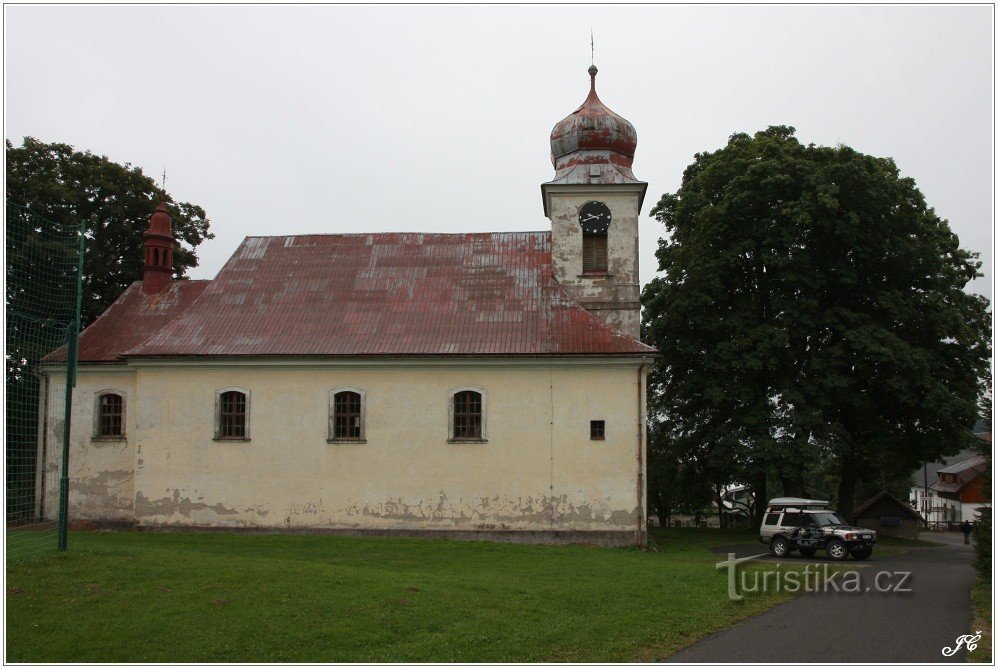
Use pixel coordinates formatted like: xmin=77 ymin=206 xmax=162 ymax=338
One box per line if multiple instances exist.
xmin=590 ymin=420 xmax=605 ymax=440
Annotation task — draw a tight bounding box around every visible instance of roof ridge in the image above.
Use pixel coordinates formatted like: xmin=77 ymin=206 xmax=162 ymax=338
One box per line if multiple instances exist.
xmin=239 ymin=230 xmax=553 ymax=241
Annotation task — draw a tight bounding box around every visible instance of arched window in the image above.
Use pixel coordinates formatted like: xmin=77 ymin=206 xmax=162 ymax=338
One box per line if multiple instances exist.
xmin=329 ymin=389 xmax=365 ymax=442
xmin=449 ymin=388 xmax=486 ymax=442
xmin=215 ymin=388 xmax=250 ymax=440
xmin=93 ymin=391 xmax=125 ymax=439
xmin=582 ymin=232 xmax=608 ymax=273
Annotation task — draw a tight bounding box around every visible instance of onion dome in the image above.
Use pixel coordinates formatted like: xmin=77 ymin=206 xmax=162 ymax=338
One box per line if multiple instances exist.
xmin=548 ymin=65 xmax=640 ymax=184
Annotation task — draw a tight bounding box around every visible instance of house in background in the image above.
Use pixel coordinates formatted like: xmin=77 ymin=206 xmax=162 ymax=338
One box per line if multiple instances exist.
xmin=927 ymin=454 xmax=989 ymax=526
xmin=909 ymin=423 xmax=991 ymax=527
xmin=854 ymin=490 xmax=924 ymax=540
xmin=909 ymin=448 xmax=977 ymax=525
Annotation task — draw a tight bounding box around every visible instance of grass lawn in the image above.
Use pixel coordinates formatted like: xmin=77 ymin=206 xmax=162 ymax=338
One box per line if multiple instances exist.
xmin=7 ymin=527 xmax=802 ymax=662
xmin=969 ymin=576 xmax=992 ymax=663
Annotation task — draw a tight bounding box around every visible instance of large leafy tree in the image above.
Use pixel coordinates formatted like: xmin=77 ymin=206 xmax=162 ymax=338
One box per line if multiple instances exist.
xmin=643 ymin=126 xmax=991 ymax=519
xmin=6 ymin=136 xmax=213 ymax=325
xmin=6 ymin=138 xmax=213 ymax=523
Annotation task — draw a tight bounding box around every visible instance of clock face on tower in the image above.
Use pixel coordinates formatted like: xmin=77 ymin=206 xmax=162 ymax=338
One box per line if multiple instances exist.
xmin=578 ymin=201 xmax=611 ymax=234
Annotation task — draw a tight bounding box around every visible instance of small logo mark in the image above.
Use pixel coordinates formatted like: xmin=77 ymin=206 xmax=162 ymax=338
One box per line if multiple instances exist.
xmin=942 ymin=631 xmax=982 ymax=656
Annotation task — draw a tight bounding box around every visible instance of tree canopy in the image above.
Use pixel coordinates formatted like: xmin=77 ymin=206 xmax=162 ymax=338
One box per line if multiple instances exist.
xmin=6 ymin=137 xmax=214 ymax=325
xmin=642 ymin=126 xmax=991 ymax=520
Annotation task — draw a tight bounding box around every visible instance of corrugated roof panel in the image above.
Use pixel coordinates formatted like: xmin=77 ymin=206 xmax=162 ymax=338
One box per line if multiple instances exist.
xmin=43 ymin=280 xmax=210 ymax=363
xmin=118 ymin=232 xmax=653 ymax=357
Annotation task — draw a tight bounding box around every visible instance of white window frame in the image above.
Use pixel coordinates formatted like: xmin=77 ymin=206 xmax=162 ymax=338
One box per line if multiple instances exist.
xmin=328 ymin=387 xmax=367 ymax=444
xmin=214 ymin=387 xmax=251 ymax=441
xmin=447 ymin=386 xmax=487 ymax=443
xmin=92 ymin=389 xmax=127 ymax=441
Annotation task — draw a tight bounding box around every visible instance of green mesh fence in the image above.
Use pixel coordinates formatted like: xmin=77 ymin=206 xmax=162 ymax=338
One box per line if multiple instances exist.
xmin=6 ymin=201 xmax=84 ymax=560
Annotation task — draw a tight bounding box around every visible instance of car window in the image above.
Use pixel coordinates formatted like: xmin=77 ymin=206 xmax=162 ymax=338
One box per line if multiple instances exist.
xmin=779 ymin=513 xmax=799 ymax=526
xmin=764 ymin=513 xmax=779 ymax=526
xmin=798 ymin=515 xmax=817 ymax=526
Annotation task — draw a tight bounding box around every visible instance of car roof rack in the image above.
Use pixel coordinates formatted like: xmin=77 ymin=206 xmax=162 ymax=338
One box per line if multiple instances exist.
xmin=766 ymin=497 xmax=830 ymax=510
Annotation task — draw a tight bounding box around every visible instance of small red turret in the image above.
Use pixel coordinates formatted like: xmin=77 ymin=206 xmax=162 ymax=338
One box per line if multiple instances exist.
xmin=143 ymin=202 xmax=174 ymax=294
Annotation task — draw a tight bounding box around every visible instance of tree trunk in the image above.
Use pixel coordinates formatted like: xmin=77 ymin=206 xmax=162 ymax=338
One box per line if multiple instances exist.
xmin=837 ymin=455 xmax=858 ymax=521
xmin=716 ymin=484 xmax=726 ymax=529
xmin=751 ymin=471 xmax=767 ymax=527
xmin=780 ymin=474 xmax=808 ymax=498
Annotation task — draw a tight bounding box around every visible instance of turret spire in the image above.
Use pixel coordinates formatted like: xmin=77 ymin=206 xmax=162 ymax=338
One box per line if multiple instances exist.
xmin=142 ymin=201 xmax=174 ymax=294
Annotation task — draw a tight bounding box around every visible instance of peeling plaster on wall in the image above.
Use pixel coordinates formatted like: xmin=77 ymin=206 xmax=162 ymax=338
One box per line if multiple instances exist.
xmin=69 ymin=469 xmax=134 ymax=514
xmin=135 ymin=490 xmax=240 ymax=521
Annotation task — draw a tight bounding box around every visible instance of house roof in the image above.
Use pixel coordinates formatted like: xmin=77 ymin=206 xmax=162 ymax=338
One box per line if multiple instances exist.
xmin=853 ymin=490 xmax=925 ymax=523
xmin=937 ymin=454 xmax=988 ymax=475
xmin=909 ymin=448 xmax=981 ymax=487
xmin=43 ymin=280 xmax=210 ymax=363
xmin=67 ymin=232 xmax=653 ymax=361
xmin=930 ymin=481 xmax=962 ymax=493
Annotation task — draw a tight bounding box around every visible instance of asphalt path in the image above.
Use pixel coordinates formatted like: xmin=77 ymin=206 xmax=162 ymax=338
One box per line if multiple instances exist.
xmin=666 ymin=532 xmax=978 ymax=662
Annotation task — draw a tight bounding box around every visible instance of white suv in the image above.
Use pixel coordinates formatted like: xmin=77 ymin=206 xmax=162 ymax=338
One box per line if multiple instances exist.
xmin=759 ymin=497 xmax=877 ymax=561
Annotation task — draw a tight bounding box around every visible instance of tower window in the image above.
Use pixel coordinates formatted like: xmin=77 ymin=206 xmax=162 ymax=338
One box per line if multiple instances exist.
xmin=582 ymin=233 xmax=608 ymax=273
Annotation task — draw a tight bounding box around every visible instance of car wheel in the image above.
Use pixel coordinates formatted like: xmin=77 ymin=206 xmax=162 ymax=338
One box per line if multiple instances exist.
xmin=771 ymin=537 xmax=790 ymax=558
xmin=826 ymin=539 xmax=849 ymax=561
xmin=850 ymin=546 xmax=872 ymax=560
xmin=799 ymin=547 xmax=818 ymax=559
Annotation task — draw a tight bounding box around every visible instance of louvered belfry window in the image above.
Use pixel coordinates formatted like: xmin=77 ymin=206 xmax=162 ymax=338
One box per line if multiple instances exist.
xmin=334 ymin=391 xmax=363 ymax=439
xmin=97 ymin=393 xmax=124 ymax=438
xmin=582 ymin=233 xmax=608 ymax=273
xmin=453 ymin=390 xmax=483 ymax=440
xmin=219 ymin=391 xmax=247 ymax=439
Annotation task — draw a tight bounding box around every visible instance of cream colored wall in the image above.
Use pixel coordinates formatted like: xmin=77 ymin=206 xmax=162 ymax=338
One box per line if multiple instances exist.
xmin=113 ymin=360 xmax=648 ymax=536
xmin=42 ymin=368 xmax=137 ymax=523
xmin=546 ymin=185 xmax=643 ymax=339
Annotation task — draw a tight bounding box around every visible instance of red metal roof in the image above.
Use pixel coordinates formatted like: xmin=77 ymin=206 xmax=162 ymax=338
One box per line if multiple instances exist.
xmin=120 ymin=232 xmax=653 ymax=358
xmin=43 ymin=280 xmax=210 ymax=363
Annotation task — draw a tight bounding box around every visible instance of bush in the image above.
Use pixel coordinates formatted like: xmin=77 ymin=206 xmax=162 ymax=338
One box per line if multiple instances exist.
xmin=974 ymin=507 xmax=991 ymax=576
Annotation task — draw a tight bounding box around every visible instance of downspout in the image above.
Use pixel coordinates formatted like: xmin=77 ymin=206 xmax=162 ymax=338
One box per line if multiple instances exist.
xmin=636 ymin=357 xmax=649 ymax=545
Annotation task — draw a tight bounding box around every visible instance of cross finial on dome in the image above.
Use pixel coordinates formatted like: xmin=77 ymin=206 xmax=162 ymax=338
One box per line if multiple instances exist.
xmin=588 ymin=64 xmax=598 ymax=93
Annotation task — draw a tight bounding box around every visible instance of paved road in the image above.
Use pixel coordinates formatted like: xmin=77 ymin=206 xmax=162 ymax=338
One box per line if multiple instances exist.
xmin=666 ymin=532 xmax=977 ymax=663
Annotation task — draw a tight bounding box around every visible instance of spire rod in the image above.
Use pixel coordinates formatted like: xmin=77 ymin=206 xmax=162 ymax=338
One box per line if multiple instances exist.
xmin=588 ymin=30 xmax=598 ymax=93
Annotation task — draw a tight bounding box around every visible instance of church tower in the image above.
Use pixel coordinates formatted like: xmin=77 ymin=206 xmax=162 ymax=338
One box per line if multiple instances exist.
xmin=542 ymin=65 xmax=647 ymax=339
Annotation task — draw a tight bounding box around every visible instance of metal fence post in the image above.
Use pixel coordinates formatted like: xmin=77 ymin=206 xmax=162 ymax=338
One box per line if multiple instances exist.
xmin=57 ymin=219 xmax=86 ymax=551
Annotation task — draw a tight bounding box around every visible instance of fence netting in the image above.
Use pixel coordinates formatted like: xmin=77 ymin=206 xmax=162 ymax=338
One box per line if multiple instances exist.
xmin=6 ymin=201 xmax=83 ymax=560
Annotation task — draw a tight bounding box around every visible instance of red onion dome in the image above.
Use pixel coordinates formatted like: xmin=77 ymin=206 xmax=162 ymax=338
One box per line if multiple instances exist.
xmin=548 ymin=65 xmax=639 ymax=183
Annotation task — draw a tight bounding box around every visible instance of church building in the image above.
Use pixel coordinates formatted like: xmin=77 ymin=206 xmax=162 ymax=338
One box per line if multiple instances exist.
xmin=40 ymin=66 xmax=656 ymax=546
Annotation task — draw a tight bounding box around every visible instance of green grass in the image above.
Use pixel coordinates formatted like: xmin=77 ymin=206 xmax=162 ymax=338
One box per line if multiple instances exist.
xmin=7 ymin=528 xmax=801 ymax=662
xmin=969 ymin=576 xmax=992 ymax=663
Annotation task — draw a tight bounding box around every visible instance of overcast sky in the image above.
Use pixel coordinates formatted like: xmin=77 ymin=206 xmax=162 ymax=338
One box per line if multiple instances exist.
xmin=4 ymin=5 xmax=993 ymax=302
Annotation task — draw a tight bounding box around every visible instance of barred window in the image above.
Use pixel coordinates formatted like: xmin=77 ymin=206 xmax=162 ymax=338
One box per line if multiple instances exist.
xmin=582 ymin=233 xmax=608 ymax=273
xmin=96 ymin=393 xmax=124 ymax=438
xmin=333 ymin=391 xmax=363 ymax=440
xmin=218 ymin=390 xmax=247 ymax=439
xmin=453 ymin=390 xmax=483 ymax=440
